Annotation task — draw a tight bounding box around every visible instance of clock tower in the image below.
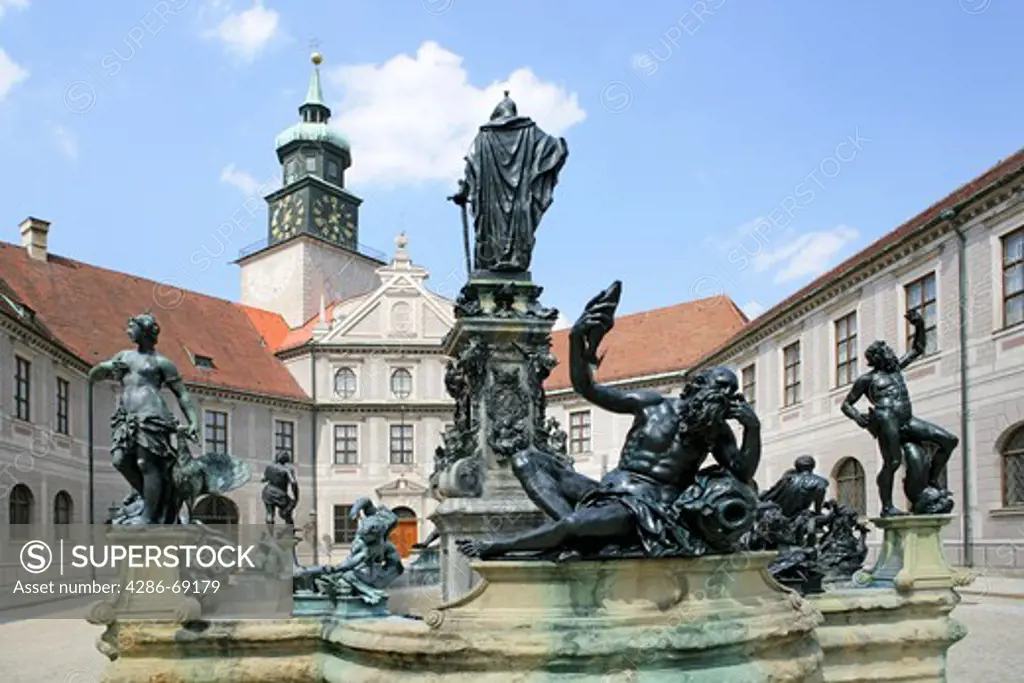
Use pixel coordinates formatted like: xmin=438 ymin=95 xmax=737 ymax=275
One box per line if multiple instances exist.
xmin=266 ymin=52 xmax=361 ymax=249
xmin=237 ymin=52 xmax=384 ymax=327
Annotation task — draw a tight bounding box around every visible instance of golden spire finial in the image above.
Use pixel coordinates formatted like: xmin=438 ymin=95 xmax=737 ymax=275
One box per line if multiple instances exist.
xmin=310 ymin=37 xmax=323 ymax=65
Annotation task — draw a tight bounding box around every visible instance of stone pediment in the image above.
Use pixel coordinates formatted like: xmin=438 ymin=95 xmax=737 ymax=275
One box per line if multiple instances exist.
xmin=375 ymin=476 xmax=428 ymax=497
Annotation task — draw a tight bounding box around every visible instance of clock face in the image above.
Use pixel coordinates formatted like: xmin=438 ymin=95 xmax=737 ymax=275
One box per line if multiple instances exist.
xmin=270 ymin=194 xmax=305 ymax=241
xmin=312 ymin=195 xmax=357 ymax=245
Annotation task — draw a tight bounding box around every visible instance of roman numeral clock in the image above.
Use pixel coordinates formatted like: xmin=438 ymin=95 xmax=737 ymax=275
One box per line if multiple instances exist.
xmin=312 ymin=194 xmax=357 ymax=248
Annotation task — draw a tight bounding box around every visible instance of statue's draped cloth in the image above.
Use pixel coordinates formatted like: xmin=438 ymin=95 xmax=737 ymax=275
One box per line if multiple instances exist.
xmin=464 ymin=117 xmax=568 ymax=272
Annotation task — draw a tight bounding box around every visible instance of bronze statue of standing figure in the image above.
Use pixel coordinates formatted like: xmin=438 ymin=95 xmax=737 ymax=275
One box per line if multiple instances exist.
xmin=841 ymin=309 xmax=958 ymax=516
xmin=90 ymin=312 xmax=251 ymax=524
xmin=262 ymin=450 xmax=299 ymax=525
xmin=457 ymin=282 xmax=762 ymax=561
xmin=449 ymin=91 xmax=568 ymax=275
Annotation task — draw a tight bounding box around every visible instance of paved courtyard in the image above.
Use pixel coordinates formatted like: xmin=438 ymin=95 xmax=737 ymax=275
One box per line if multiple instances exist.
xmin=1 ymin=595 xmax=1021 ymax=682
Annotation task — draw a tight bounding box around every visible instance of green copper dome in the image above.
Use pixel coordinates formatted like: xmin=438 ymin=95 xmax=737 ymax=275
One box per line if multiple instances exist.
xmin=274 ymin=122 xmax=349 ymax=151
xmin=275 ymin=52 xmax=349 ymax=152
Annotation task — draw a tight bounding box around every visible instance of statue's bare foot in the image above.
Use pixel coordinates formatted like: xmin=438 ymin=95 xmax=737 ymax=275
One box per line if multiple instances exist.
xmin=456 ymin=538 xmax=500 ymax=559
xmin=880 ymin=506 xmax=907 ymax=518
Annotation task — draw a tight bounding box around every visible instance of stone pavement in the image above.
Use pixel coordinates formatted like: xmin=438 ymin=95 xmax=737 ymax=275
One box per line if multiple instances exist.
xmin=1 ymin=595 xmax=1022 ymax=682
xmin=956 ymin=572 xmax=1024 ymax=600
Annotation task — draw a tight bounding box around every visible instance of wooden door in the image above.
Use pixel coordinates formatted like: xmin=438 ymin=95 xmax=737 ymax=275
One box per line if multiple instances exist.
xmin=393 ymin=519 xmax=418 ymax=558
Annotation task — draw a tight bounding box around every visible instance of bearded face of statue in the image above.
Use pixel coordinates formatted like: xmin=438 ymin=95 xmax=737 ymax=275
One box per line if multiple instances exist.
xmin=680 ymin=367 xmax=738 ymax=434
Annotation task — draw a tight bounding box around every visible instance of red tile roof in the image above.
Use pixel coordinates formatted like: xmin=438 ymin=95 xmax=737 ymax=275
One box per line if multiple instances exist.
xmin=238 ymin=303 xmax=292 ymax=353
xmin=694 ymin=147 xmax=1024 ymax=368
xmin=544 ymin=295 xmax=749 ymax=391
xmin=0 ymin=242 xmax=308 ymax=401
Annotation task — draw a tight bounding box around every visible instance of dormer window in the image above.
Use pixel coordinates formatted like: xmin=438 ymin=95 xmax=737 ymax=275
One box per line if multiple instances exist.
xmin=193 ymin=354 xmax=215 ymax=369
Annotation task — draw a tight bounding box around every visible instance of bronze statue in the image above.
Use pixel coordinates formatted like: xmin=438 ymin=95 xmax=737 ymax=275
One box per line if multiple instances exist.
xmin=457 ymin=282 xmax=761 ymax=561
xmin=745 ymin=457 xmax=866 ymax=593
xmin=449 ymin=91 xmax=568 ymax=274
xmin=841 ymin=309 xmax=958 ymax=516
xmin=262 ymin=450 xmax=299 ymax=525
xmin=816 ymin=501 xmax=869 ymax=580
xmin=90 ymin=312 xmax=250 ymax=524
xmin=293 ymin=498 xmax=404 ymax=605
xmin=760 ymin=455 xmax=828 ymax=524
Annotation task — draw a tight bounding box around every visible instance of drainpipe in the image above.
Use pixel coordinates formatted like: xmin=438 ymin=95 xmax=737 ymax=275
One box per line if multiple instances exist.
xmin=310 ymin=347 xmax=319 ymax=565
xmin=944 ymin=207 xmax=973 ymax=567
xmin=87 ymin=382 xmax=95 ymax=525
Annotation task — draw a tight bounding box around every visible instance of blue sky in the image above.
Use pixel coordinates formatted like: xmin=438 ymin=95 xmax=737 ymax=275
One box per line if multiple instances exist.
xmin=0 ymin=0 xmax=1020 ymax=324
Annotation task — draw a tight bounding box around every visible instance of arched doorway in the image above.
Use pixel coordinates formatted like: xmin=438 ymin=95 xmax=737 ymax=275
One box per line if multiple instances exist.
xmin=9 ymin=484 xmax=33 ymax=538
xmin=833 ymin=458 xmax=867 ymax=517
xmin=391 ymin=506 xmax=418 ymax=558
xmin=54 ymin=490 xmax=73 ymax=539
xmin=191 ymin=495 xmax=240 ymax=525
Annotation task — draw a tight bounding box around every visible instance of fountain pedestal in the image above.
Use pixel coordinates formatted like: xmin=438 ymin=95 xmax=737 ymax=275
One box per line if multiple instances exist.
xmin=808 ymin=514 xmax=967 ymax=682
xmin=430 ymin=278 xmax=559 ymax=602
xmin=322 ymin=553 xmax=824 ymax=682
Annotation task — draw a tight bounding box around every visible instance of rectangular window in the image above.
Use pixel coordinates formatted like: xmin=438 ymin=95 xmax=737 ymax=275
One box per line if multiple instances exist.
xmin=905 ymin=273 xmax=938 ymax=355
xmin=56 ymin=377 xmax=70 ymax=435
xmin=274 ymin=420 xmax=295 ymax=459
xmin=783 ymin=342 xmax=801 ymax=407
xmin=741 ymin=364 xmax=756 ymax=410
xmin=305 ymin=156 xmax=317 ymax=172
xmin=333 ymin=505 xmax=357 ymax=544
xmin=835 ymin=312 xmax=858 ymax=387
xmin=390 ymin=424 xmax=413 ymax=465
xmin=204 ymin=410 xmax=229 ymax=454
xmin=1003 ymin=228 xmax=1024 ymax=328
xmin=569 ymin=410 xmax=591 ymax=454
xmin=334 ymin=424 xmax=359 ymax=465
xmin=14 ymin=356 xmax=30 ymax=421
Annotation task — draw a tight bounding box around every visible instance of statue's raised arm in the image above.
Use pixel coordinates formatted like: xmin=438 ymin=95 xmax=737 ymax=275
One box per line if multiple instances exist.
xmin=569 ymin=281 xmax=662 ymax=415
xmin=899 ymin=309 xmax=927 ymax=369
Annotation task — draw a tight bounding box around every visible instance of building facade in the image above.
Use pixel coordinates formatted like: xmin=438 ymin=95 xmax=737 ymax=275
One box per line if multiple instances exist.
xmin=0 ymin=56 xmax=455 ymax=564
xmin=692 ymin=150 xmax=1024 ymax=570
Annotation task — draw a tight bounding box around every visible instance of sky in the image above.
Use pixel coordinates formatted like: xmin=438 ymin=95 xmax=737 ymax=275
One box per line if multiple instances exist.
xmin=0 ymin=0 xmax=1021 ymax=328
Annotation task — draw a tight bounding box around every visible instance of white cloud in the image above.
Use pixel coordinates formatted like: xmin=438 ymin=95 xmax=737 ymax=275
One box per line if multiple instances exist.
xmin=220 ymin=163 xmax=260 ymax=194
xmin=327 ymin=41 xmax=587 ymax=185
xmin=752 ymin=225 xmax=859 ymax=284
xmin=219 ymin=163 xmax=280 ymax=199
xmin=741 ymin=300 xmax=766 ymax=319
xmin=203 ymin=1 xmax=279 ymax=61
xmin=553 ymin=313 xmax=572 ymax=330
xmin=0 ymin=48 xmax=27 ymax=101
xmin=0 ymin=0 xmax=29 ymax=21
xmin=51 ymin=124 xmax=78 ymax=160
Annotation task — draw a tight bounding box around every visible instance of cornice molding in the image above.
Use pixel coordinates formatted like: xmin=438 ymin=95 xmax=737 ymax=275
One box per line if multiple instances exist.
xmin=0 ymin=315 xmax=90 ymax=373
xmin=185 ymin=383 xmax=311 ymax=410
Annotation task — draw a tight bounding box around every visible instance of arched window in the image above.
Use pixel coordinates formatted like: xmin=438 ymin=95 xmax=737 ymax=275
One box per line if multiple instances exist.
xmin=390 ymin=368 xmax=413 ymax=399
xmin=191 ymin=495 xmax=240 ymax=525
xmin=10 ymin=484 xmax=33 ymax=538
xmin=834 ymin=458 xmax=867 ymax=516
xmin=54 ymin=490 xmax=73 ymax=523
xmin=392 ymin=506 xmax=416 ymax=519
xmin=1001 ymin=424 xmax=1024 ymax=507
xmin=334 ymin=367 xmax=357 ymax=399
xmin=391 ymin=302 xmax=414 ymax=335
